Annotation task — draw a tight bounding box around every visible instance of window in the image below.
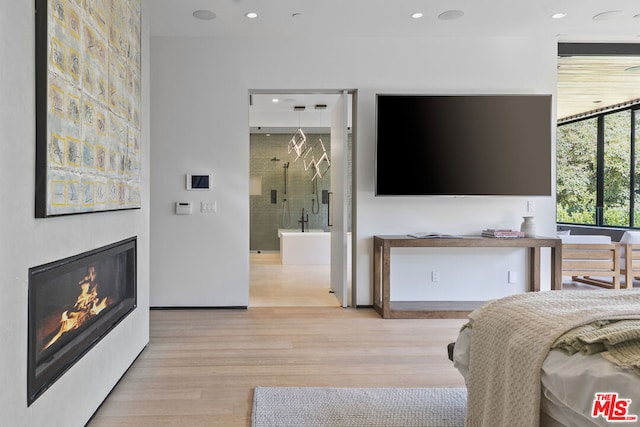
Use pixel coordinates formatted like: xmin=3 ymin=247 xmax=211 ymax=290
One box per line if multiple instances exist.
xmin=603 ymin=110 xmax=631 ymax=226
xmin=557 ymin=106 xmax=640 ymax=228
xmin=557 ymin=118 xmax=597 ymax=224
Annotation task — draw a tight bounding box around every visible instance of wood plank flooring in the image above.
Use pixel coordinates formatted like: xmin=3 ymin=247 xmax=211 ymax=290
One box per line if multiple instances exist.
xmin=249 ymin=252 xmax=339 ymax=307
xmin=87 ymin=254 xmax=467 ymax=426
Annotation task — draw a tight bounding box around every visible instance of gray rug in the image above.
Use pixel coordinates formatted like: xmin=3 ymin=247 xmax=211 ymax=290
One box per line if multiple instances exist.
xmin=251 ymin=387 xmax=467 ymax=427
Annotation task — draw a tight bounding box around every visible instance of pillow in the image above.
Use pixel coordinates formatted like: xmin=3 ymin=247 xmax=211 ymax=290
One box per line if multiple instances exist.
xmin=620 ymin=231 xmax=640 ymax=244
xmin=619 ymin=232 xmax=640 ymax=270
xmin=560 ymin=235 xmax=611 ymax=244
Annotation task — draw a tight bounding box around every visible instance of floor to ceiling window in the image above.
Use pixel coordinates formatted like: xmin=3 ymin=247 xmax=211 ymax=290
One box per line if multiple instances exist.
xmin=557 ymin=105 xmax=640 ymax=228
xmin=556 ymin=117 xmax=598 ymax=224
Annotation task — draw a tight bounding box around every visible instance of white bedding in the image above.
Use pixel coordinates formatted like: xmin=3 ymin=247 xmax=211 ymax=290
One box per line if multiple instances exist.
xmin=454 ymin=327 xmax=640 ymax=427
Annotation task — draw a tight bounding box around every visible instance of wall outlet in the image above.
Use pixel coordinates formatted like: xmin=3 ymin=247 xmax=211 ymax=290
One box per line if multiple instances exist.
xmin=527 ymin=200 xmax=535 ymax=213
xmin=431 ymin=271 xmax=440 ymax=282
xmin=508 ymin=270 xmax=518 ymax=284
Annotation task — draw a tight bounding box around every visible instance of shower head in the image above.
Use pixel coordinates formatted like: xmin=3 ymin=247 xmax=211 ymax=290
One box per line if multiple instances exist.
xmin=283 ymin=162 xmax=290 ymax=169
xmin=270 ymin=157 xmax=280 ymax=161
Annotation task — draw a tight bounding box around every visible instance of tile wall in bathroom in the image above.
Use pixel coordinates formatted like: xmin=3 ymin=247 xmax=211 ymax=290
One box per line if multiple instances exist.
xmin=250 ymin=132 xmax=352 ymax=251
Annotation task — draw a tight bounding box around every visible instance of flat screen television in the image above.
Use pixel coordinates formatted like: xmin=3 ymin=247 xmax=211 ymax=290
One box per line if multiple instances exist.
xmin=375 ymin=94 xmax=552 ymax=196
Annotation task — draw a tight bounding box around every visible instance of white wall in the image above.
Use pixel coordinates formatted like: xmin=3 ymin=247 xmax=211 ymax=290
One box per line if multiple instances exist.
xmin=0 ymin=1 xmax=150 ymax=425
xmin=150 ymin=35 xmax=558 ymax=307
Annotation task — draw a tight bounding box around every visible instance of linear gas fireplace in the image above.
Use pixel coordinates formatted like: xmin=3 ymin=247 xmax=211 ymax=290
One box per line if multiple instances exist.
xmin=28 ymin=237 xmax=137 ymax=405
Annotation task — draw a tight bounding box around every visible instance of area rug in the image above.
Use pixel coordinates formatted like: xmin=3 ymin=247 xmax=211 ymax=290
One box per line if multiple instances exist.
xmin=251 ymin=386 xmax=467 ymax=427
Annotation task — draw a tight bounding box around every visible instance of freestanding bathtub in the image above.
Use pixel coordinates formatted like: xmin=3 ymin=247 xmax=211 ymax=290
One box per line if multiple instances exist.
xmin=278 ymin=229 xmax=329 ymax=265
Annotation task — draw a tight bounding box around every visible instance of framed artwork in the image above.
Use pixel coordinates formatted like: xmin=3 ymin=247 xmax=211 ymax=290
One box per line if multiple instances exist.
xmin=35 ymin=0 xmax=141 ymax=217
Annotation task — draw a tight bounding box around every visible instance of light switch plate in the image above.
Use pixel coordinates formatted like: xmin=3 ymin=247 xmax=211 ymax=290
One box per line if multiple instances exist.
xmin=200 ymin=201 xmax=217 ymax=213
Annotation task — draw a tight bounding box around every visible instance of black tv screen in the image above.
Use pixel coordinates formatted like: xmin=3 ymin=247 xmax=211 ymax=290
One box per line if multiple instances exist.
xmin=375 ymin=94 xmax=552 ymax=196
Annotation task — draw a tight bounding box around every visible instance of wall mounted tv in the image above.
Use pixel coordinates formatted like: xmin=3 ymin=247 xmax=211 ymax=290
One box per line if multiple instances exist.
xmin=375 ymin=94 xmax=552 ymax=196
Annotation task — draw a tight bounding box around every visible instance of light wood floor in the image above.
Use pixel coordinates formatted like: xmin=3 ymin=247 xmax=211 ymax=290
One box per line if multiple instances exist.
xmin=88 ymin=254 xmax=467 ymax=426
xmin=249 ymin=252 xmax=339 ymax=307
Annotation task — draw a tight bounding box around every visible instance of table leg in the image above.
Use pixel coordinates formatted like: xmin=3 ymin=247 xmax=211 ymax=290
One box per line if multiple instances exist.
xmin=530 ymin=246 xmax=541 ymax=292
xmin=373 ymin=239 xmax=381 ymax=315
xmin=551 ymin=244 xmax=562 ymax=290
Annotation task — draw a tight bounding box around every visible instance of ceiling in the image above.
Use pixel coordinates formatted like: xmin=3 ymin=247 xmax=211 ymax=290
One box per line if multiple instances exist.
xmin=249 ymin=93 xmax=342 ymax=132
xmin=558 ymin=55 xmax=640 ymax=120
xmin=148 ymin=1 xmax=640 ymax=122
xmin=149 ymin=1 xmax=640 ymax=40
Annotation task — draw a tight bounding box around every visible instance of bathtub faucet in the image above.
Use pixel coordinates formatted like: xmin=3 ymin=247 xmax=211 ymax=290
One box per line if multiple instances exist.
xmin=299 ymin=208 xmax=309 ymax=232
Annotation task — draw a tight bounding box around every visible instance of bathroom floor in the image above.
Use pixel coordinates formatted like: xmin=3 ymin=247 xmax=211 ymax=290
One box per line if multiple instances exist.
xmin=250 ymin=252 xmax=340 ymax=307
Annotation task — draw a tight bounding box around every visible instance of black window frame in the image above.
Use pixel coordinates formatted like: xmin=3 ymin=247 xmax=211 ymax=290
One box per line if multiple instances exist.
xmin=557 ymin=104 xmax=640 ymax=228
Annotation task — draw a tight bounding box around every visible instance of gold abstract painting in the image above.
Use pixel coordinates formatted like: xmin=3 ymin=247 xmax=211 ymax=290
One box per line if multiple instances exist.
xmin=36 ymin=0 xmax=141 ymax=217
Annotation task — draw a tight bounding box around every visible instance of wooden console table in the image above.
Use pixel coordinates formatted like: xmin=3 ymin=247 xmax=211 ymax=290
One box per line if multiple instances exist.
xmin=372 ymin=235 xmax=562 ymax=319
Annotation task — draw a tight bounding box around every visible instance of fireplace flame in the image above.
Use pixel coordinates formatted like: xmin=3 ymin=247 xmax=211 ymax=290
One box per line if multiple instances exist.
xmin=42 ymin=266 xmax=109 ymax=351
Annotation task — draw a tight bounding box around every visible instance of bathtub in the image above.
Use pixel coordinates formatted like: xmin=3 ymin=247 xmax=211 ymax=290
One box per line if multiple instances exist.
xmin=278 ymin=229 xmax=329 ymax=265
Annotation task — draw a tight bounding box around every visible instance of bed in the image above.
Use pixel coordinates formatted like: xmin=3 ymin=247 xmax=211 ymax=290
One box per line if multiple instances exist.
xmin=451 ymin=289 xmax=640 ymax=427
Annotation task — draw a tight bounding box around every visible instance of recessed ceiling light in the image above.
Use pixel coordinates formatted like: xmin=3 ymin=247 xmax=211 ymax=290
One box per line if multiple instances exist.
xmin=551 ymin=13 xmax=567 ymax=19
xmin=438 ymin=10 xmax=464 ymax=21
xmin=245 ymin=12 xmax=258 ymax=19
xmin=192 ymin=9 xmax=216 ymax=20
xmin=291 ymin=12 xmax=302 ymax=18
xmin=593 ymin=10 xmax=623 ymax=21
xmin=411 ymin=12 xmax=424 ymax=19
xmin=625 ymin=66 xmax=640 ymax=73
xmin=272 ymin=98 xmax=279 ymax=103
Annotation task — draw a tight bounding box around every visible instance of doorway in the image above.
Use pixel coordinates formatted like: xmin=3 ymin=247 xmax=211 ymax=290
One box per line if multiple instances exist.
xmin=248 ymin=90 xmax=354 ymax=307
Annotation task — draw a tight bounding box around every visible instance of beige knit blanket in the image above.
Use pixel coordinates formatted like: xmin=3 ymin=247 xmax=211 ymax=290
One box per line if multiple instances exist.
xmin=552 ymin=319 xmax=640 ymax=374
xmin=464 ymin=289 xmax=640 ymax=427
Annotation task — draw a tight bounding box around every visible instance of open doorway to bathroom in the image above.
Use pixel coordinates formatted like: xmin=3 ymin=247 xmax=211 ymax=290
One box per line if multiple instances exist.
xmin=248 ymin=91 xmax=354 ymax=307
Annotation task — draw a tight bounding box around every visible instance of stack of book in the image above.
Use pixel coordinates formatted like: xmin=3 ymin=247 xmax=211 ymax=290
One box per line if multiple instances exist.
xmin=481 ymin=229 xmax=525 ymax=238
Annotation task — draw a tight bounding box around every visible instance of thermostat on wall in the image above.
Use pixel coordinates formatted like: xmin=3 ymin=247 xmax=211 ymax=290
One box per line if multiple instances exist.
xmin=186 ymin=174 xmax=212 ymax=190
xmin=175 ymin=202 xmax=192 ymax=215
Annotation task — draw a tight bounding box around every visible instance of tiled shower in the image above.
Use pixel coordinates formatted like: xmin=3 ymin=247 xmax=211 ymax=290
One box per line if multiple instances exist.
xmin=250 ymin=133 xmax=332 ymax=251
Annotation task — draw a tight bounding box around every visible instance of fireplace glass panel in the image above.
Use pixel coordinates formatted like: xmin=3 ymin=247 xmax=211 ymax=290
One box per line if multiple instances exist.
xmin=28 ymin=237 xmax=137 ymax=405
